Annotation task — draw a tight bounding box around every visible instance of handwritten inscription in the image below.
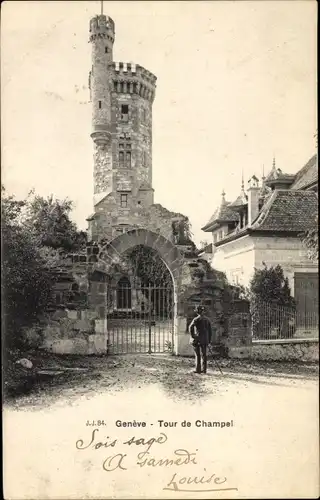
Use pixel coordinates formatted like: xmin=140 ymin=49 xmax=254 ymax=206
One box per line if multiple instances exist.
xmin=75 ymin=427 xmax=237 ymax=493
xmin=164 ymin=471 xmax=238 ymax=493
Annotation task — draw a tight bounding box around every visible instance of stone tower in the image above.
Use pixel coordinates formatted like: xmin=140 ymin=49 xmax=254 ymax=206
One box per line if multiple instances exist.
xmin=87 ymin=13 xmax=157 ymax=242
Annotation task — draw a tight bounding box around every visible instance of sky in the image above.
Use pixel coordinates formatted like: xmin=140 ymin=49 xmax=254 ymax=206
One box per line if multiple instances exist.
xmin=1 ymin=0 xmax=317 ymax=245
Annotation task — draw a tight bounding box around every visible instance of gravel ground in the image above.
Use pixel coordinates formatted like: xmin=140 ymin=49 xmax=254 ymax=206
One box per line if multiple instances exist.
xmin=3 ymin=354 xmax=319 ymax=499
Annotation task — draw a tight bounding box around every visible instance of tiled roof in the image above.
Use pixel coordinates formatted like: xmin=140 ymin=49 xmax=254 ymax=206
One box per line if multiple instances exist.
xmin=290 ymin=154 xmax=318 ymax=190
xmin=230 ymin=191 xmax=247 ymax=208
xmin=251 ymin=190 xmax=318 ymax=232
xmin=202 ymin=201 xmax=239 ymax=231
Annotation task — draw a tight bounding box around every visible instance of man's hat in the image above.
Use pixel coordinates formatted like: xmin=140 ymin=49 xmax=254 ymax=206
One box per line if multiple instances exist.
xmin=195 ymin=305 xmax=205 ymax=314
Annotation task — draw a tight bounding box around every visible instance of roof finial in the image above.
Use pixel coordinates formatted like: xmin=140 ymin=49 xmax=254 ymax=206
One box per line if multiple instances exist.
xmin=262 ymin=164 xmax=265 ymax=181
xmin=241 ymin=169 xmax=245 ymax=191
xmin=272 ymin=155 xmax=276 ymax=170
xmin=221 ymin=189 xmax=226 ymax=202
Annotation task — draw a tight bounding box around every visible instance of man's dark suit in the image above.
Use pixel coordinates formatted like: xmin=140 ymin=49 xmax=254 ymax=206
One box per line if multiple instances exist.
xmin=189 ymin=314 xmax=212 ymax=373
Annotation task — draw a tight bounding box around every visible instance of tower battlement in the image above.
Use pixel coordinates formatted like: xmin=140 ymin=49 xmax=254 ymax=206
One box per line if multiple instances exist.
xmin=110 ymin=62 xmax=157 ymax=102
xmin=89 ymin=14 xmax=115 ymax=42
xmin=111 ymin=62 xmax=157 ymax=86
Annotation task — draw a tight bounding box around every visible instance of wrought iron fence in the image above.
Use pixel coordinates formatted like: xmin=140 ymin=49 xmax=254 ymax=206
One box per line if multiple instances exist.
xmin=251 ymin=301 xmax=319 ymax=341
xmin=104 ymin=285 xmax=174 ymax=354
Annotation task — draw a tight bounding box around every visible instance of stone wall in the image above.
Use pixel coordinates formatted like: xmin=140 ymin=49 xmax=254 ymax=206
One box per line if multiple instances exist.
xmin=33 ymin=308 xmax=109 ymax=355
xmin=250 ymin=340 xmax=319 ymax=362
xmin=221 ymin=299 xmax=252 ymax=359
xmin=88 ymin=199 xmax=189 ymax=244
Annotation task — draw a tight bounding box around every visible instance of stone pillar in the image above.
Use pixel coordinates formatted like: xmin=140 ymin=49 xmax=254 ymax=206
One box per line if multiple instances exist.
xmin=222 ymin=300 xmax=252 ymax=358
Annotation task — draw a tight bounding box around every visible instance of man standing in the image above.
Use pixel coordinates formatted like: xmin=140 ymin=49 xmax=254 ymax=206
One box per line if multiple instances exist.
xmin=189 ymin=305 xmax=212 ymax=374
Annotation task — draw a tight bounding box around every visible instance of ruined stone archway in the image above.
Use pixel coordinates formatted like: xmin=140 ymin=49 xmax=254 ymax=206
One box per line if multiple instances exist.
xmin=87 ymin=228 xmax=193 ymax=354
xmin=94 ymin=228 xmax=186 ymax=287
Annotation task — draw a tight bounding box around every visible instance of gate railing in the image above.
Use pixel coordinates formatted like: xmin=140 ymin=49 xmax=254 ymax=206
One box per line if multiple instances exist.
xmin=105 ymin=285 xmax=174 ymax=354
xmin=251 ymin=300 xmax=319 ymax=341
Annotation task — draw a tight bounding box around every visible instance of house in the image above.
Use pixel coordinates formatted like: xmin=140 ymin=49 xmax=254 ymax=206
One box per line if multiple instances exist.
xmin=201 ymin=154 xmax=318 ymax=317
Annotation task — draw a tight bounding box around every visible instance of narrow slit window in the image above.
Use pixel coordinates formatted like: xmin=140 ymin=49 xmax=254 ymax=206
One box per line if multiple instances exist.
xmin=98 ymin=100 xmax=102 ymax=109
xmin=142 ymin=150 xmax=147 ymax=166
xmin=105 ymin=47 xmax=109 ymax=53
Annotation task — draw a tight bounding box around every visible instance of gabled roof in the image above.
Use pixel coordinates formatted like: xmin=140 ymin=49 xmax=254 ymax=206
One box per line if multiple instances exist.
xmin=230 ymin=192 xmax=247 ymax=209
xmin=290 ymin=153 xmax=318 ymax=190
xmin=251 ymin=189 xmax=318 ymax=232
xmin=201 ymin=201 xmax=239 ymax=231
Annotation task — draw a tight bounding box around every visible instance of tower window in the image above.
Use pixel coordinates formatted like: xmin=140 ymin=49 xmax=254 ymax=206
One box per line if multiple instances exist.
xmin=126 ymin=152 xmax=131 ymax=168
xmin=98 ymin=100 xmax=102 ymax=109
xmin=141 ymin=108 xmax=146 ymax=122
xmin=120 ymin=194 xmax=128 ymax=208
xmin=119 ymin=151 xmax=124 ymax=167
xmin=105 ymin=47 xmax=109 ymax=53
xmin=121 ymin=104 xmax=129 ymax=121
xmin=119 ymin=143 xmax=132 ymax=168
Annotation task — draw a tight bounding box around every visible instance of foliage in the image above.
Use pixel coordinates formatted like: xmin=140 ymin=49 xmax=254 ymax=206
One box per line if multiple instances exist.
xmin=171 ymin=218 xmax=195 ymax=247
xmin=301 ymin=214 xmax=318 ymax=262
xmin=22 ymin=192 xmax=87 ymax=251
xmin=127 ymin=245 xmax=172 ymax=286
xmin=249 ymin=263 xmax=295 ymax=307
xmin=1 ymin=188 xmax=56 ymax=349
xmin=248 ymin=263 xmax=295 ymax=338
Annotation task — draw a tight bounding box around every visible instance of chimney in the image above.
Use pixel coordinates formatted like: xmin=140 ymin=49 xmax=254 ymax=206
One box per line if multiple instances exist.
xmin=247 ymin=175 xmax=260 ymax=226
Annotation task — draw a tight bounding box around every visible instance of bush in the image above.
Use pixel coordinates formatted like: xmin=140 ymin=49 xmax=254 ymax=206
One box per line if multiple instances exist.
xmin=249 ymin=263 xmax=295 ymax=338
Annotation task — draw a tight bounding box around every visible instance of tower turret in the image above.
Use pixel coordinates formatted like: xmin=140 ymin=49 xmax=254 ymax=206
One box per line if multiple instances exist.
xmin=89 ymin=14 xmax=115 ymax=205
xmin=87 ymin=11 xmax=158 ymax=241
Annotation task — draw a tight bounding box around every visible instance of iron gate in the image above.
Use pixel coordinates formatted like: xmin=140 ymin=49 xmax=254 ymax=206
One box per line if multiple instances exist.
xmin=104 ymin=284 xmax=174 ymax=354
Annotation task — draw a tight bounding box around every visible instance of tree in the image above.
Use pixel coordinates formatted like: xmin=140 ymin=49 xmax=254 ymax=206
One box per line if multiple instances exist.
xmin=249 ymin=263 xmax=294 ymax=307
xmin=1 ymin=188 xmax=55 ymax=350
xmin=249 ymin=263 xmax=295 ymax=339
xmin=301 ymin=214 xmax=318 ymax=262
xmin=171 ymin=218 xmax=195 ymax=246
xmin=22 ymin=193 xmax=87 ymax=251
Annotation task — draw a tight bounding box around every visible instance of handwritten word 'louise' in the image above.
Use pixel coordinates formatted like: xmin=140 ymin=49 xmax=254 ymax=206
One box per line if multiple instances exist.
xmin=164 ymin=471 xmax=238 ymax=493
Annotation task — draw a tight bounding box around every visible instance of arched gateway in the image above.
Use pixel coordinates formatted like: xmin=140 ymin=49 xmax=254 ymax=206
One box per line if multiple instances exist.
xmin=87 ymin=229 xmax=187 ymax=354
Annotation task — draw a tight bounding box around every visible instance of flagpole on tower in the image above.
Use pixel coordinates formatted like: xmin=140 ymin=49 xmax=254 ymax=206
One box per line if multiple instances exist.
xmin=101 ymin=1 xmax=103 ymax=15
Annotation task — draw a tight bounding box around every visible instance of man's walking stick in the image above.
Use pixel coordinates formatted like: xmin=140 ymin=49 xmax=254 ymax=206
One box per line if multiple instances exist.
xmin=208 ymin=343 xmax=224 ymax=375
